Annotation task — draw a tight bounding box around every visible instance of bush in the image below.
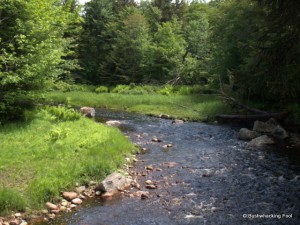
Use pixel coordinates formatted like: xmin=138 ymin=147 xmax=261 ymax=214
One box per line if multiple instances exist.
xmin=95 ymin=86 xmax=109 ymax=93
xmin=158 ymin=85 xmax=174 ymax=95
xmin=0 ymin=188 xmax=27 ymax=215
xmin=42 ymin=106 xmax=81 ymax=121
xmin=111 ymin=85 xmax=131 ymax=93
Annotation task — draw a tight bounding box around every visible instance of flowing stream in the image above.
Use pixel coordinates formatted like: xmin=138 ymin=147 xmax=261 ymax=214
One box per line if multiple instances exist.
xmin=40 ymin=109 xmax=300 ymax=225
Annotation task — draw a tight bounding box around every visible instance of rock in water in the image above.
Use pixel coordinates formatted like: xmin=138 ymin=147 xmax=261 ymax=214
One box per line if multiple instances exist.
xmin=237 ymin=128 xmax=260 ymax=141
xmin=79 ymin=107 xmax=95 ymax=118
xmin=95 ymin=172 xmax=130 ymax=193
xmin=106 ymin=120 xmax=122 ymax=127
xmin=248 ymin=135 xmax=275 ymax=148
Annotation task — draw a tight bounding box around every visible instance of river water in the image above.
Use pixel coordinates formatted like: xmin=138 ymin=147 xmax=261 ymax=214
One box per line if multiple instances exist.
xmin=42 ymin=109 xmax=300 ymax=225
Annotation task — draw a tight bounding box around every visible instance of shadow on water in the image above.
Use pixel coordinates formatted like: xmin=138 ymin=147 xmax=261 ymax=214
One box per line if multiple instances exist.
xmin=35 ymin=109 xmax=300 ymax=225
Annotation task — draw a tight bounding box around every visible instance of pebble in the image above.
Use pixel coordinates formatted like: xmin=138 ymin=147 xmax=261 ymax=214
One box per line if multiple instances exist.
xmin=95 ymin=191 xmax=101 ymax=196
xmin=146 ymin=185 xmax=157 ymax=189
xmin=145 ymin=180 xmax=153 ymax=185
xmin=71 ymin=198 xmax=83 ymax=205
xmin=14 ymin=213 xmax=21 ymax=217
xmin=50 ymin=210 xmax=60 ymax=214
xmin=62 ymin=192 xmax=78 ymax=201
xmin=152 ymin=138 xmax=162 ymax=142
xmin=41 ymin=210 xmax=48 ymax=214
xmin=46 ymin=202 xmax=58 ymax=210
xmin=70 ymin=204 xmax=77 ymax=209
xmin=19 ymin=221 xmax=28 ymax=225
xmin=146 ymin=165 xmax=153 ymax=171
xmin=89 ymin=181 xmax=97 ymax=186
xmin=75 ymin=186 xmax=86 ymax=194
xmin=8 ymin=219 xmax=19 ymax=225
xmin=60 ymin=201 xmax=68 ymax=207
xmin=48 ymin=214 xmax=56 ymax=220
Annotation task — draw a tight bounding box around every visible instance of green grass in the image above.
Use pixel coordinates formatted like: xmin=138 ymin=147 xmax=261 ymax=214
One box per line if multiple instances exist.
xmin=45 ymin=91 xmax=230 ymax=121
xmin=0 ymin=106 xmax=136 ymax=215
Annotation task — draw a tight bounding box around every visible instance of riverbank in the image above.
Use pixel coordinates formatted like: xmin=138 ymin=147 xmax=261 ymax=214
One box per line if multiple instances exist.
xmin=45 ymin=91 xmax=231 ymax=122
xmin=0 ymin=106 xmax=136 ymax=219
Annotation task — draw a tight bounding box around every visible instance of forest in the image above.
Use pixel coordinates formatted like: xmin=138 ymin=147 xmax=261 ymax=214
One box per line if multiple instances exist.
xmin=1 ymin=0 xmax=300 ymax=220
xmin=0 ymin=0 xmax=299 ymax=123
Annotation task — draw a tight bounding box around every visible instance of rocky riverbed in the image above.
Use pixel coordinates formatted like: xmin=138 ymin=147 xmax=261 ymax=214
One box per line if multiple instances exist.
xmin=29 ymin=109 xmax=300 ymax=225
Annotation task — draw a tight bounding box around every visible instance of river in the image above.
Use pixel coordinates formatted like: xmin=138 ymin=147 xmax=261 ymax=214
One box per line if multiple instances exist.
xmin=39 ymin=109 xmax=300 ymax=225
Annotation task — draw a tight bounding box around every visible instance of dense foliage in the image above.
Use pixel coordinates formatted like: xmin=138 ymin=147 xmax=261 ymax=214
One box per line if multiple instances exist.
xmin=1 ymin=0 xmax=299 ymax=122
xmin=0 ymin=0 xmax=80 ymax=122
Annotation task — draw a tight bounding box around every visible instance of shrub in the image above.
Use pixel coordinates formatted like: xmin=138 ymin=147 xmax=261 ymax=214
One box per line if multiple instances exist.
xmin=111 ymin=85 xmax=131 ymax=93
xmin=42 ymin=106 xmax=81 ymax=121
xmin=0 ymin=188 xmax=27 ymax=215
xmin=158 ymin=85 xmax=174 ymax=95
xmin=95 ymin=86 xmax=109 ymax=93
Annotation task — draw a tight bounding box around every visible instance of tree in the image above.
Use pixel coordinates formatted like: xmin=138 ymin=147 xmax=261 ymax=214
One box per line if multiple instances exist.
xmin=181 ymin=1 xmax=211 ymax=84
xmin=149 ymin=19 xmax=186 ymax=83
xmin=0 ymin=0 xmax=79 ymax=122
xmin=78 ymin=0 xmax=113 ymax=83
xmin=106 ymin=7 xmax=151 ymax=84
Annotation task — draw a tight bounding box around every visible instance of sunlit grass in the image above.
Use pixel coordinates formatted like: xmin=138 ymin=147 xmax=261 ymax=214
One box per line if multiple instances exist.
xmin=45 ymin=91 xmax=231 ymax=121
xmin=0 ymin=107 xmax=136 ymax=214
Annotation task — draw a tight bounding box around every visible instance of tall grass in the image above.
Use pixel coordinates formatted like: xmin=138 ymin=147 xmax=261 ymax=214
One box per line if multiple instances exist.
xmin=0 ymin=107 xmax=136 ymax=214
xmin=45 ymin=91 xmax=230 ymax=121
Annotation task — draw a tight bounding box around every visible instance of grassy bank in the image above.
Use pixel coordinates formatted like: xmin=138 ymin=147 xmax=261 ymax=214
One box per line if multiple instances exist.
xmin=45 ymin=91 xmax=230 ymax=121
xmin=0 ymin=106 xmax=136 ymax=215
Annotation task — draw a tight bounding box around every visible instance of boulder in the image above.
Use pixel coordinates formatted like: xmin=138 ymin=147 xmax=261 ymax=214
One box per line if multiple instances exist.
xmin=253 ymin=118 xmax=278 ymax=133
xmin=79 ymin=107 xmax=95 ymax=118
xmin=95 ymin=172 xmax=131 ymax=193
xmin=248 ymin=135 xmax=275 ymax=148
xmin=272 ymin=125 xmax=288 ymax=140
xmin=237 ymin=128 xmax=260 ymax=141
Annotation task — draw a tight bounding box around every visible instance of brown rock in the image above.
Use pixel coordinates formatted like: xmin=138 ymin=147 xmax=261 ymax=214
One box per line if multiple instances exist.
xmin=146 ymin=165 xmax=153 ymax=171
xmin=62 ymin=192 xmax=78 ymax=201
xmin=50 ymin=210 xmax=60 ymax=214
xmin=46 ymin=202 xmax=58 ymax=210
xmin=71 ymin=198 xmax=83 ymax=205
xmin=9 ymin=220 xmax=19 ymax=225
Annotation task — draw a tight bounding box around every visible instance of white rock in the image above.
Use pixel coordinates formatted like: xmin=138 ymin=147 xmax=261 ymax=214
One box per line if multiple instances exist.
xmin=71 ymin=198 xmax=83 ymax=205
xmin=106 ymin=120 xmax=121 ymax=127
